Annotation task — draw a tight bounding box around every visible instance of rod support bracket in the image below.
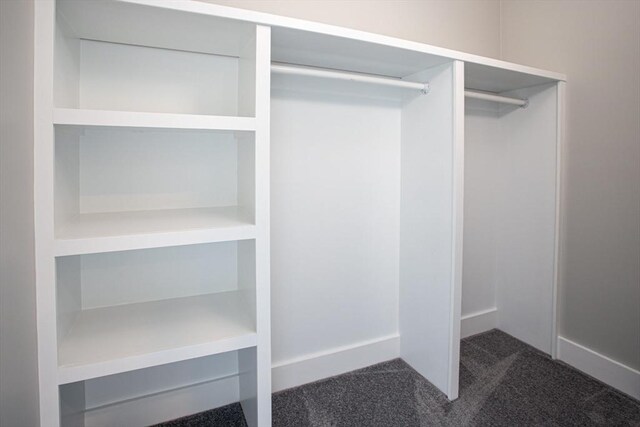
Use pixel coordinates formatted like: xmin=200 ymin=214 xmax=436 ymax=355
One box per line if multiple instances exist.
xmin=521 ymin=98 xmax=530 ymax=109
xmin=420 ymin=83 xmax=430 ymax=95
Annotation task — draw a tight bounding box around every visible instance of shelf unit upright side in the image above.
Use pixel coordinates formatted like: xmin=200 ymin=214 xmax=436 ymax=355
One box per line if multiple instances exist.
xmin=238 ymin=24 xmax=272 ymax=427
xmin=34 ymin=0 xmax=60 ymax=423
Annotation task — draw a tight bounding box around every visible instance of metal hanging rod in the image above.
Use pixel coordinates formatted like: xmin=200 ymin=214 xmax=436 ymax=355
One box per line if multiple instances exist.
xmin=271 ymin=63 xmax=528 ymax=107
xmin=271 ymin=63 xmax=430 ymax=94
xmin=464 ymin=89 xmax=528 ymax=108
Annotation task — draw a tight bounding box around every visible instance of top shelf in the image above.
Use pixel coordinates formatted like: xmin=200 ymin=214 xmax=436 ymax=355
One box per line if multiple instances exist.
xmin=57 ymin=0 xmax=256 ymax=57
xmin=53 ymin=108 xmax=257 ymax=132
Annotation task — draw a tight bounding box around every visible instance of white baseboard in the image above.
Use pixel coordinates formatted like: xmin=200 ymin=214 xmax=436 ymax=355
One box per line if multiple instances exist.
xmin=272 ymin=334 xmax=400 ymax=392
xmin=557 ymin=336 xmax=640 ymax=400
xmin=84 ymin=376 xmax=239 ymax=427
xmin=461 ymin=308 xmax=497 ymax=339
xmin=82 ymin=336 xmax=400 ymax=426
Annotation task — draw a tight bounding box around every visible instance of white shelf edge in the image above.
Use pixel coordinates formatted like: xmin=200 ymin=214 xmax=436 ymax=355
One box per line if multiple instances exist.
xmin=58 ymin=333 xmax=258 ymax=385
xmin=53 ymin=108 xmax=257 ymax=131
xmin=54 ymin=225 xmax=257 ymax=257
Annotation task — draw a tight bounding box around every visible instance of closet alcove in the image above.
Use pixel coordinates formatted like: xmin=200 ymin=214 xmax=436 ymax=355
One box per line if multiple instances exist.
xmin=33 ymin=1 xmax=564 ymax=425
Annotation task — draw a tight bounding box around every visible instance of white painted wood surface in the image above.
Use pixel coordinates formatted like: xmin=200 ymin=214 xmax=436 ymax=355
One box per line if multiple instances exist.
xmin=270 ymin=83 xmax=401 ymax=367
xmin=54 ymin=207 xmax=255 ymax=256
xmin=249 ymin=24 xmax=273 ymax=427
xmin=75 ymin=352 xmax=242 ymax=427
xmin=58 ymin=291 xmax=256 ymax=384
xmin=494 ymin=84 xmax=558 ymax=355
xmin=462 ymin=85 xmax=559 ymax=356
xmin=34 ymin=0 xmax=60 ymax=422
xmin=463 ymin=100 xmax=502 ymax=316
xmin=399 ymin=62 xmax=459 ymax=399
xmin=54 ymin=109 xmax=256 ymax=131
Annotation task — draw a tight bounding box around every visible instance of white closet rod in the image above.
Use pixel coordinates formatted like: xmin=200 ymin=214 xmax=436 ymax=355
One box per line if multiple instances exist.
xmin=271 ymin=63 xmax=528 ymax=107
xmin=464 ymin=89 xmax=528 ymax=108
xmin=271 ymin=63 xmax=430 ymax=94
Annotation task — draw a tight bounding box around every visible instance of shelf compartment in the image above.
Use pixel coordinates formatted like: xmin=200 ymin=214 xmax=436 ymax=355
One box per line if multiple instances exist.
xmin=58 ymin=291 xmax=256 ymax=384
xmin=55 ymin=206 xmax=255 ymax=256
xmin=56 ymin=239 xmax=258 ymax=385
xmin=54 ymin=125 xmax=256 ymax=255
xmin=55 ymin=1 xmax=258 ymax=117
xmin=54 ymin=108 xmax=257 ymax=131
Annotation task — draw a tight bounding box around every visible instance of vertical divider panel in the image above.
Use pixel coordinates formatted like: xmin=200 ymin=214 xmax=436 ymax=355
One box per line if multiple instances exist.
xmin=34 ymin=0 xmax=64 ymax=425
xmin=552 ymin=81 xmax=566 ymax=359
xmin=399 ymin=61 xmax=462 ymax=400
xmin=239 ymin=24 xmax=271 ymax=427
xmin=494 ymin=83 xmax=558 ymax=355
xmin=448 ymin=60 xmax=465 ymax=399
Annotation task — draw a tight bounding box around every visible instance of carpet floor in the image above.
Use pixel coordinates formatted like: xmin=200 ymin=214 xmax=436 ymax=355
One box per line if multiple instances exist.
xmin=157 ymin=329 xmax=640 ymax=426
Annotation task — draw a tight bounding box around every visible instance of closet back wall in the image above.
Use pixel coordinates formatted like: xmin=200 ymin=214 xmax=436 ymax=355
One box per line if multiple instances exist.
xmin=270 ymin=84 xmax=401 ymax=385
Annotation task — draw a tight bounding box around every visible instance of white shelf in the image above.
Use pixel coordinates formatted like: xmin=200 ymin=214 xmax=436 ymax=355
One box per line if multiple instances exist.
xmin=58 ymin=291 xmax=256 ymax=384
xmin=54 ymin=108 xmax=256 ymax=131
xmin=55 ymin=207 xmax=255 ymax=256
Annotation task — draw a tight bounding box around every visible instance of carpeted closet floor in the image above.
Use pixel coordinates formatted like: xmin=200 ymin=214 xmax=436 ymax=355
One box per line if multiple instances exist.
xmin=156 ymin=329 xmax=640 ymax=426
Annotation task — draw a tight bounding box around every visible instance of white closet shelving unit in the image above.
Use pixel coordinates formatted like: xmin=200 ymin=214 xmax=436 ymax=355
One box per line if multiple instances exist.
xmin=35 ymin=1 xmax=271 ymax=426
xmin=33 ymin=1 xmax=565 ymax=426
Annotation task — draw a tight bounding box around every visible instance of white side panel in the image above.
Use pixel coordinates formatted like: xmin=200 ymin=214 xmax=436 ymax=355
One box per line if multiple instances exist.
xmin=54 ymin=128 xmax=79 ymax=237
xmin=237 ymin=27 xmax=257 ymax=118
xmin=495 ymin=84 xmax=558 ymax=354
xmin=59 ymin=382 xmax=85 ymax=427
xmin=53 ymin=10 xmax=79 ymax=109
xmin=34 ymin=0 xmax=61 ymax=423
xmin=239 ymin=346 xmax=258 ymax=427
xmin=73 ymin=128 xmax=238 ymax=214
xmin=271 ymin=86 xmax=401 ymax=366
xmin=251 ymin=24 xmax=272 ymax=427
xmin=73 ymin=242 xmax=238 ymax=309
xmin=237 ymin=136 xmax=256 ymax=222
xmin=78 ymin=40 xmax=239 ymax=116
xmin=56 ymin=255 xmax=81 ymax=341
xmin=462 ymin=100 xmax=501 ymax=316
xmin=399 ymin=61 xmax=460 ymax=398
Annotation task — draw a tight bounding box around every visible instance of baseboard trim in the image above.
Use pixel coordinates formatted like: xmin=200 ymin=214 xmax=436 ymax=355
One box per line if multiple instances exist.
xmin=272 ymin=334 xmax=400 ymax=392
xmin=84 ymin=376 xmax=239 ymax=427
xmin=461 ymin=308 xmax=497 ymax=339
xmin=557 ymin=336 xmax=640 ymax=400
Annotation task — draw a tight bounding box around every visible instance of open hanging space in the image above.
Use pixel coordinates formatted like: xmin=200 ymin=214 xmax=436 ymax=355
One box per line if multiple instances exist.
xmin=269 ymin=57 xmax=562 ymax=401
xmin=461 ymin=81 xmax=560 ymax=353
xmin=270 ymin=60 xmax=465 ymax=397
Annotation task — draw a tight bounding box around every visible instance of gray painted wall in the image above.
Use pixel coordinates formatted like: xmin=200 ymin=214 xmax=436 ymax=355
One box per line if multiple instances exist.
xmin=207 ymin=0 xmax=502 ymax=58
xmin=501 ymin=0 xmax=640 ymax=371
xmin=0 ymin=0 xmax=40 ymax=425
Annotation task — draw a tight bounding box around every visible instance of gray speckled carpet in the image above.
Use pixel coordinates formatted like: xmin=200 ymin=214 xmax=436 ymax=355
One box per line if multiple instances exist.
xmin=157 ymin=330 xmax=640 ymax=426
